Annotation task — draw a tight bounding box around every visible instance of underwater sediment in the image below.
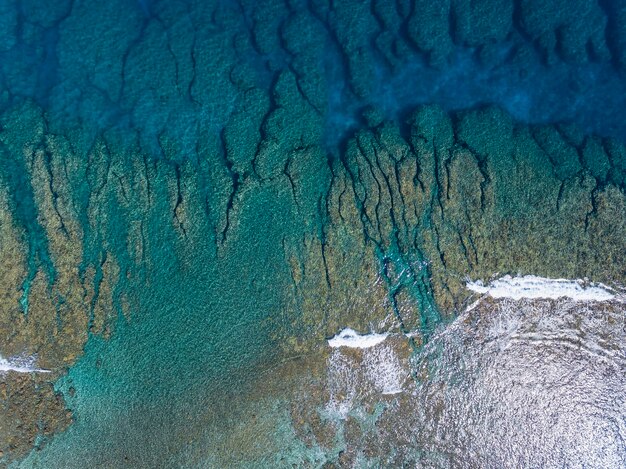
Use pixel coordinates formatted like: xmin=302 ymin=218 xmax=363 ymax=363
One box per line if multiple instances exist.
xmin=0 ymin=0 xmax=625 ymax=467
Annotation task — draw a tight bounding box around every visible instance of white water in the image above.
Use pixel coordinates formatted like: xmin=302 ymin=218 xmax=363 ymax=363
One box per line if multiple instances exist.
xmin=327 ymin=328 xmax=389 ymax=349
xmin=467 ymin=275 xmax=619 ymax=302
xmin=0 ymin=355 xmax=50 ymax=373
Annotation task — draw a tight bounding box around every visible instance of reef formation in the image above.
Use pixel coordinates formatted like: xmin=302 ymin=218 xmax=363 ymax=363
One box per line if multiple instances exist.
xmin=0 ymin=0 xmax=625 ymax=467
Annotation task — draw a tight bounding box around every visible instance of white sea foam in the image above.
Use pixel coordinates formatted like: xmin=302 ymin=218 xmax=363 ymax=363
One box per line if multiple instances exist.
xmin=327 ymin=328 xmax=389 ymax=348
xmin=467 ymin=275 xmax=619 ymax=302
xmin=364 ymin=344 xmax=406 ymax=395
xmin=0 ymin=355 xmax=50 ymax=374
xmin=323 ymin=339 xmax=406 ymax=419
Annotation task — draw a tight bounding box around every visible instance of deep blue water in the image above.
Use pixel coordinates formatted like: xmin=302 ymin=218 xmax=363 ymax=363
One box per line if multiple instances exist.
xmin=1 ymin=0 xmax=625 ymax=467
xmin=2 ymin=0 xmax=626 ymax=155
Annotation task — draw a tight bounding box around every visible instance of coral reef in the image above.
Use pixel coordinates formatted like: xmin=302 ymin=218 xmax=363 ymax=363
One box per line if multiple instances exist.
xmin=0 ymin=0 xmax=625 ymax=466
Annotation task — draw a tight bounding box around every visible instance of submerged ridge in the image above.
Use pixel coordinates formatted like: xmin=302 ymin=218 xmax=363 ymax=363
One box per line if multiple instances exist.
xmin=0 ymin=0 xmax=625 ymax=467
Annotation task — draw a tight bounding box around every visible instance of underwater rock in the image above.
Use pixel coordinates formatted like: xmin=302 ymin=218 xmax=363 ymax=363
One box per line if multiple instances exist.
xmin=519 ymin=0 xmax=609 ymax=63
xmin=2 ymin=97 xmax=626 ymax=465
xmin=0 ymin=0 xmax=626 ymax=466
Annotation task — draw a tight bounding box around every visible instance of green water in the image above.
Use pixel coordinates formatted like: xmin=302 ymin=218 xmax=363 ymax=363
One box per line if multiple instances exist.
xmin=2 ymin=0 xmax=626 ymax=466
xmin=17 ymin=178 xmax=304 ymax=466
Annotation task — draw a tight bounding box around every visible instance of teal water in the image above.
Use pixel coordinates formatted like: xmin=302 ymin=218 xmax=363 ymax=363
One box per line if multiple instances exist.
xmin=18 ymin=176 xmax=304 ymax=467
xmin=1 ymin=0 xmax=626 ymax=467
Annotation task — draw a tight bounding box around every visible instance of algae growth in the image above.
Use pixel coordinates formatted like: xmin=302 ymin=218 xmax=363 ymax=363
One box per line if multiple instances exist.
xmin=0 ymin=0 xmax=625 ymax=467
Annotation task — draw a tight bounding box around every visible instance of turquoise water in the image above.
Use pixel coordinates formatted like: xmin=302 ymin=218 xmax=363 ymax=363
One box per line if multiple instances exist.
xmin=19 ymin=176 xmax=302 ymax=466
xmin=1 ymin=0 xmax=625 ymax=466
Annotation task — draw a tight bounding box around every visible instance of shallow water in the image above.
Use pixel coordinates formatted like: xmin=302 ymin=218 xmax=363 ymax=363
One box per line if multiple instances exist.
xmin=409 ymin=296 xmax=626 ymax=467
xmin=1 ymin=0 xmax=626 ymax=467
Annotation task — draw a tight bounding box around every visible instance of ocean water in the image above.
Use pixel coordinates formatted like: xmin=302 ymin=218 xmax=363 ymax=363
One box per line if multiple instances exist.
xmin=0 ymin=0 xmax=625 ymax=467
